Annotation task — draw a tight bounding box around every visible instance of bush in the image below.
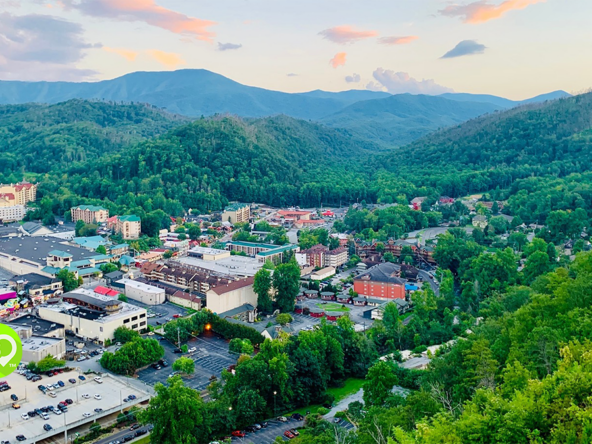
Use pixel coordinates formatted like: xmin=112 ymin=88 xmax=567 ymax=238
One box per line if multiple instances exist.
xmin=209 ymin=315 xmax=264 ymax=345
xmin=316 ymin=407 xmax=330 ymax=415
xmin=100 ymin=337 xmax=164 ymax=375
xmin=113 ymin=326 xmax=140 ymax=344
xmin=334 ymin=411 xmax=346 ymax=419
xmin=276 ymin=313 xmax=293 ymax=326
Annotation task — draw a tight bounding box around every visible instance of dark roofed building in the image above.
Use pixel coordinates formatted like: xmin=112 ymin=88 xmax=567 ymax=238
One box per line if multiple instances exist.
xmin=354 ymin=262 xmax=406 ymax=301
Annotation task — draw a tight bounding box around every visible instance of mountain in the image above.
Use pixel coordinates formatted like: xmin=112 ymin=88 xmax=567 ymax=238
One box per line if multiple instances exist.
xmin=0 ymin=70 xmax=354 ymax=120
xmin=439 ymin=90 xmax=572 ymax=108
xmin=320 ymin=94 xmax=501 ymax=146
xmin=296 ymin=89 xmax=392 ymax=103
xmin=0 ymin=100 xmax=189 ymax=175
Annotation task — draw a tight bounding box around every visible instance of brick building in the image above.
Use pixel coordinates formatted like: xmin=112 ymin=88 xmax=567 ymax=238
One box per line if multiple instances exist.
xmin=354 ymin=262 xmax=406 ymax=301
xmin=71 ymin=205 xmax=109 ymax=224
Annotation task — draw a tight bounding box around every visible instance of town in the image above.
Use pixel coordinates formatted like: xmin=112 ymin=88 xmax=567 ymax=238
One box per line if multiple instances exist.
xmin=0 ymin=178 xmax=585 ymax=444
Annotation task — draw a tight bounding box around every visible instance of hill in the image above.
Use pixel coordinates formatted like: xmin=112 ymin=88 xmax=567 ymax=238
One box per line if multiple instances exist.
xmin=0 ymin=100 xmax=189 ymax=175
xmin=321 ymin=94 xmax=501 ymax=146
xmin=439 ymin=90 xmax=571 ymax=108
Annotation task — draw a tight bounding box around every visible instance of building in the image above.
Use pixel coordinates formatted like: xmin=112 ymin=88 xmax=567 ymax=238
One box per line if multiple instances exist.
xmin=118 ymin=278 xmax=166 ymax=305
xmin=22 ymin=336 xmax=66 ymax=362
xmin=0 ymin=205 xmax=25 ymax=222
xmin=188 ymin=246 xmax=231 ymax=261
xmin=206 ymin=277 xmax=257 ymax=316
xmin=20 ymin=222 xmax=54 ymax=237
xmin=16 ymin=273 xmax=63 ymax=303
xmin=0 ymin=182 xmax=37 ymax=205
xmin=178 ymin=255 xmax=262 ymax=277
xmin=222 ymin=203 xmax=250 ymax=224
xmin=114 ymin=215 xmax=141 ymax=239
xmin=311 ymin=267 xmax=336 ymax=281
xmin=296 ymin=244 xmax=348 ymax=268
xmin=47 ymin=250 xmax=73 ymax=269
xmin=354 ymin=262 xmax=406 ymax=301
xmin=226 ymin=241 xmax=299 ymax=265
xmin=219 ymin=303 xmax=257 ymax=323
xmin=472 ymin=215 xmax=488 ymax=229
xmin=70 ymin=205 xmax=109 ymax=224
xmin=277 ymin=210 xmax=311 ymax=221
xmin=38 ymin=289 xmax=147 ymax=345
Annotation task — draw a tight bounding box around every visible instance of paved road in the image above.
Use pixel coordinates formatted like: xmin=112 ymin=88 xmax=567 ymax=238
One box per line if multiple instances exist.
xmin=94 ymin=425 xmax=151 ymax=444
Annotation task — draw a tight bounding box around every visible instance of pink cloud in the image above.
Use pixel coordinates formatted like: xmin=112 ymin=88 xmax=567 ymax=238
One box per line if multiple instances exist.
xmin=146 ymin=49 xmax=186 ymax=68
xmin=330 ymin=52 xmax=347 ymax=69
xmin=378 ymin=36 xmax=419 ymax=45
xmin=319 ymin=25 xmax=378 ymax=44
xmin=62 ymin=0 xmax=216 ymax=41
xmin=440 ymin=0 xmax=545 ymax=24
xmin=103 ymin=47 xmax=139 ymax=61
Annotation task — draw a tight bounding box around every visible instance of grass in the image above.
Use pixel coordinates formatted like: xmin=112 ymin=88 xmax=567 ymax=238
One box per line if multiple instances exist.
xmin=133 ymin=436 xmax=150 ymax=444
xmin=286 ymin=378 xmax=364 ymax=416
xmin=317 ymin=303 xmax=350 ymax=312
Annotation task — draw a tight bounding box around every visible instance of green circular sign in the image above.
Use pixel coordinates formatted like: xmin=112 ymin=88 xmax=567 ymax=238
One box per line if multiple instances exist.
xmin=0 ymin=324 xmax=22 ymax=377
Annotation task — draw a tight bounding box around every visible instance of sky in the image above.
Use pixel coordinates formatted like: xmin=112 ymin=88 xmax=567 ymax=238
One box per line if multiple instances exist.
xmin=0 ymin=0 xmax=589 ymax=100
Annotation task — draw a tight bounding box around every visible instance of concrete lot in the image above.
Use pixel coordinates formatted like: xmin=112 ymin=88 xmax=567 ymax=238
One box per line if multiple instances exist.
xmin=233 ymin=417 xmax=305 ymax=444
xmin=138 ymin=332 xmax=236 ymax=392
xmin=124 ymin=300 xmax=189 ymax=327
xmin=0 ymin=371 xmax=149 ymax=444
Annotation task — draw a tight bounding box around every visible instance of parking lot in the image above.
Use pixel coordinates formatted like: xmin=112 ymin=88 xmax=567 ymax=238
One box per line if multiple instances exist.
xmin=232 ymin=417 xmax=305 ymax=444
xmin=138 ymin=332 xmax=236 ymax=392
xmin=0 ymin=371 xmax=150 ymax=444
xmin=123 ymin=300 xmax=189 ymax=327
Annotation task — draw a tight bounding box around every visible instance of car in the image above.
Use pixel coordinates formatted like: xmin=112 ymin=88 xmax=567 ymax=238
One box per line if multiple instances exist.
xmin=253 ymin=424 xmax=262 ymax=430
xmin=53 ymin=409 xmax=62 ymax=415
xmin=12 ymin=403 xmax=20 ymax=409
xmin=94 ymin=377 xmax=103 ymax=384
xmin=69 ymin=378 xmax=76 ymax=384
xmin=231 ymin=431 xmax=245 ymax=438
xmin=65 ymin=398 xmax=73 ymax=404
xmin=16 ymin=435 xmax=26 ymax=442
xmin=94 ymin=394 xmax=102 ymax=400
xmin=333 ymin=418 xmax=340 ymax=424
xmin=260 ymin=421 xmax=269 ymax=428
xmin=82 ymin=412 xmax=92 ymax=418
xmin=10 ymin=394 xmax=18 ymax=401
xmin=123 ymin=435 xmax=135 ymax=442
xmin=59 ymin=404 xmax=68 ymax=411
xmin=47 ymin=406 xmax=54 ymax=412
xmin=95 ymin=408 xmax=103 ymax=413
xmin=187 ymin=347 xmax=197 ymax=353
xmin=27 ymin=410 xmax=36 ymax=417
xmin=128 ymin=394 xmax=137 ymax=400
xmin=159 ymin=360 xmax=169 ymax=367
xmin=32 ymin=375 xmax=41 ymax=382
xmin=79 ymin=375 xmax=86 ymax=381
xmin=173 ymin=348 xmax=182 ymax=354
xmin=82 ymin=393 xmax=90 ymax=399
xmin=38 ymin=384 xmax=47 ymax=392
xmin=44 ymin=424 xmax=53 ymax=431
xmin=48 ymin=391 xmax=57 ymax=398
xmin=151 ymin=364 xmax=161 ymax=370
xmin=284 ymin=430 xmax=295 ymax=439
xmin=41 ymin=406 xmax=50 ymax=412
xmin=123 ymin=397 xmax=130 ymax=402
xmin=57 ymin=380 xmax=65 ymax=387
xmin=290 ymin=428 xmax=300 ymax=436
xmin=291 ymin=413 xmax=304 ymax=421
xmin=134 ymin=429 xmax=147 ymax=437
xmin=244 ymin=426 xmax=257 ymax=433
xmin=41 ymin=413 xmax=50 ymax=420
xmin=173 ymin=314 xmax=180 ymax=319
xmin=130 ymin=423 xmax=141 ymax=430
xmin=21 ymin=413 xmax=29 ymax=420
xmin=277 ymin=416 xmax=288 ymax=422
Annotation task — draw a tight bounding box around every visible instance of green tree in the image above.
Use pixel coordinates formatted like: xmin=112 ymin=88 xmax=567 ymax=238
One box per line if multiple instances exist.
xmin=57 ymin=269 xmax=80 ymax=292
xmin=522 ymin=250 xmax=551 ymax=284
xmin=273 ymin=260 xmax=300 ymax=313
xmin=384 ymin=251 xmax=396 ymax=263
xmin=100 ymin=262 xmax=119 ymax=274
xmin=32 ymin=355 xmax=66 ymax=372
xmin=276 ymin=313 xmax=293 ymax=326
xmin=362 ymin=360 xmax=398 ymax=407
xmin=253 ymin=268 xmax=273 ymax=313
xmin=113 ymin=326 xmax=140 ymax=344
xmin=172 ymin=357 xmax=195 ymax=375
xmin=96 ymin=245 xmax=107 ymax=255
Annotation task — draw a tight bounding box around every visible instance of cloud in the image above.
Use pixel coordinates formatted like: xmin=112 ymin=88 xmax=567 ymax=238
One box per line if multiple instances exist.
xmin=319 ymin=25 xmax=378 ymax=44
xmin=371 ymin=68 xmax=453 ymax=95
xmin=217 ymin=42 xmax=242 ymax=51
xmin=146 ymin=49 xmax=186 ymax=69
xmin=441 ymin=40 xmax=486 ymax=58
xmin=366 ymin=81 xmax=385 ymax=92
xmin=330 ymin=52 xmax=347 ymax=69
xmin=345 ymin=73 xmax=361 ymax=83
xmin=62 ymin=0 xmax=216 ymax=41
xmin=103 ymin=46 xmax=138 ymax=61
xmin=0 ymin=0 xmax=20 ymax=7
xmin=287 ymin=73 xmax=298 ymax=77
xmin=440 ymin=0 xmax=545 ymax=24
xmin=0 ymin=12 xmax=100 ymax=80
xmin=378 ymin=36 xmax=419 ymax=45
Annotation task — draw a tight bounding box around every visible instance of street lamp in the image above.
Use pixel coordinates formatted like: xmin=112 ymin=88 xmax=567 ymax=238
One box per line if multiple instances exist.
xmin=273 ymin=391 xmax=277 ymax=417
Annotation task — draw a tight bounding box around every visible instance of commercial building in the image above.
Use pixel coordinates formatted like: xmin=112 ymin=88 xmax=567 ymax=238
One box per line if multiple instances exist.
xmin=0 ymin=205 xmax=25 ymax=222
xmin=114 ymin=215 xmax=141 ymax=239
xmin=188 ymin=246 xmax=231 ymax=261
xmin=118 ymin=278 xmax=166 ymax=305
xmin=222 ymin=203 xmax=250 ymax=224
xmin=178 ymin=255 xmax=262 ymax=277
xmin=226 ymin=241 xmax=299 ymax=264
xmin=22 ymin=336 xmax=66 ymax=362
xmin=70 ymin=205 xmax=109 ymax=224
xmin=16 ymin=273 xmax=63 ymax=302
xmin=0 ymin=182 xmax=37 ymax=205
xmin=296 ymin=244 xmax=348 ymax=268
xmin=277 ymin=210 xmax=311 ymax=221
xmin=206 ymin=277 xmax=257 ymax=317
xmin=354 ymin=262 xmax=406 ymax=301
xmin=311 ymin=267 xmax=336 ymax=281
xmin=38 ymin=289 xmax=148 ymax=345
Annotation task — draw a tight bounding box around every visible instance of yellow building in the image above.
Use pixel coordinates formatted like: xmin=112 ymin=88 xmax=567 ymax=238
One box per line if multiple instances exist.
xmin=0 ymin=182 xmax=37 ymax=206
xmin=222 ymin=203 xmax=250 ymax=224
xmin=71 ymin=205 xmax=109 ymax=224
xmin=115 ymin=215 xmax=141 ymax=239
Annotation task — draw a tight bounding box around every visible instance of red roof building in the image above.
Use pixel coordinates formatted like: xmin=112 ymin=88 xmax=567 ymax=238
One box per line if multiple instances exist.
xmin=94 ymin=286 xmax=120 ymax=297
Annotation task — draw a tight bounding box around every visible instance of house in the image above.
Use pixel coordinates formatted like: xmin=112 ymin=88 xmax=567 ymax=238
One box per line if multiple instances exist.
xmin=354 ymin=262 xmax=406 ymax=301
xmin=104 ymin=270 xmax=125 ymax=285
xmin=472 ymin=215 xmax=488 ymax=229
xmin=399 ymin=264 xmax=419 ymax=281
xmin=363 ymin=299 xmax=410 ymax=320
xmin=70 ymin=205 xmax=109 ymax=224
xmin=411 ymin=197 xmax=427 ymax=211
xmin=222 ymin=203 xmax=250 ymax=224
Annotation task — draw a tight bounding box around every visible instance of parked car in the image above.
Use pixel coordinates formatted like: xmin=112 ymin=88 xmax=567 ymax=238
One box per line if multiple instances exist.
xmin=41 ymin=413 xmax=50 ymax=420
xmin=53 ymin=409 xmax=62 ymax=415
xmin=244 ymin=425 xmax=257 ymax=433
xmin=79 ymin=375 xmax=86 ymax=381
xmin=57 ymin=380 xmax=65 ymax=387
xmin=284 ymin=430 xmax=295 ymax=439
xmin=94 ymin=377 xmax=103 ymax=384
xmin=82 ymin=393 xmax=90 ymax=399
xmin=21 ymin=413 xmax=29 ymax=420
xmin=290 ymin=429 xmax=300 ymax=436
xmin=16 ymin=435 xmax=26 ymax=441
xmin=291 ymin=413 xmax=304 ymax=421
xmin=260 ymin=421 xmax=269 ymax=428
xmin=128 ymin=394 xmax=137 ymax=400
xmin=48 ymin=391 xmax=57 ymax=398
xmin=173 ymin=348 xmax=182 ymax=354
xmin=94 ymin=394 xmax=102 ymax=400
xmin=65 ymin=398 xmax=73 ymax=404
xmin=130 ymin=423 xmax=141 ymax=430
xmin=69 ymin=378 xmax=76 ymax=384
xmin=277 ymin=416 xmax=288 ymax=422
xmin=44 ymin=424 xmax=53 ymax=431
xmin=10 ymin=394 xmax=18 ymax=401
xmin=231 ymin=431 xmax=245 ymax=438
xmin=95 ymin=408 xmax=103 ymax=413
xmin=12 ymin=402 xmax=20 ymax=409
xmin=82 ymin=412 xmax=92 ymax=418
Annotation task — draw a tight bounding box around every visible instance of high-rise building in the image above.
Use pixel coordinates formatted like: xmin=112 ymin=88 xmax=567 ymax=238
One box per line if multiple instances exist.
xmin=71 ymin=205 xmax=109 ymax=224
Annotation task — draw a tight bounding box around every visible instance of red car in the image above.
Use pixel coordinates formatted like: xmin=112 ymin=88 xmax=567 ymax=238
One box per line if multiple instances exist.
xmin=232 ymin=431 xmax=246 ymax=438
xmin=173 ymin=314 xmax=180 ymax=319
xmin=284 ymin=430 xmax=295 ymax=439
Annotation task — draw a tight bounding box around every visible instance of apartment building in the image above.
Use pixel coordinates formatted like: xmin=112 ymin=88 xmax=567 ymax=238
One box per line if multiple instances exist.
xmin=296 ymin=244 xmax=348 ymax=268
xmin=71 ymin=205 xmax=109 ymax=224
xmin=353 ymin=263 xmax=406 ymax=301
xmin=0 ymin=182 xmax=37 ymax=205
xmin=222 ymin=203 xmax=250 ymax=224
xmin=115 ymin=215 xmax=141 ymax=239
xmin=0 ymin=205 xmax=25 ymax=222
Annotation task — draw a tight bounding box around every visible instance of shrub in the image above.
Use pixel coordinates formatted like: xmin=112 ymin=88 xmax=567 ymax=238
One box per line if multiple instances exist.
xmin=317 ymin=407 xmax=330 ymax=415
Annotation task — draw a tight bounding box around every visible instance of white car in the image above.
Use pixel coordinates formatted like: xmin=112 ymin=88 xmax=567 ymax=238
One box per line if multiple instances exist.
xmin=48 ymin=391 xmax=57 ymax=398
xmin=82 ymin=412 xmax=92 ymax=418
xmin=188 ymin=347 xmax=197 ymax=353
xmin=94 ymin=394 xmax=102 ymax=400
xmin=277 ymin=416 xmax=288 ymax=422
xmin=94 ymin=377 xmax=103 ymax=384
xmin=21 ymin=413 xmax=29 ymax=420
xmin=41 ymin=413 xmax=50 ymax=420
xmin=82 ymin=393 xmax=90 ymax=399
xmin=54 ymin=409 xmax=62 ymax=415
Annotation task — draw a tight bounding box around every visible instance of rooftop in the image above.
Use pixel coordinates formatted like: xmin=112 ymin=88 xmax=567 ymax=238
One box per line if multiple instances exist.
xmin=176 ymin=255 xmax=263 ymax=277
xmin=224 ymin=203 xmax=249 ymax=212
xmin=72 ymin=205 xmax=107 ymax=212
xmin=188 ymin=246 xmax=229 ymax=256
xmin=227 ymin=241 xmax=278 ymax=249
xmin=118 ymin=278 xmax=165 ymax=294
xmin=355 ymin=262 xmax=405 ymax=285
xmin=8 ymin=315 xmax=64 ymax=336
xmin=118 ymin=215 xmax=141 ymax=223
xmin=0 ymin=236 xmax=91 ymax=266
xmin=209 ymin=276 xmax=255 ymax=295
xmin=21 ymin=335 xmax=64 ymax=352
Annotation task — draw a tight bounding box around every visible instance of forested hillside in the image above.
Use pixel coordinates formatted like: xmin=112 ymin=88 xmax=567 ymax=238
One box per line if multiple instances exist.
xmin=0 ymin=100 xmax=189 ymax=174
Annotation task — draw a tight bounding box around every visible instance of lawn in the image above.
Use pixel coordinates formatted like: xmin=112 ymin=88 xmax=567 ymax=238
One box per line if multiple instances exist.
xmin=133 ymin=436 xmax=150 ymax=444
xmin=286 ymin=378 xmax=364 ymax=416
xmin=316 ymin=303 xmax=350 ymax=312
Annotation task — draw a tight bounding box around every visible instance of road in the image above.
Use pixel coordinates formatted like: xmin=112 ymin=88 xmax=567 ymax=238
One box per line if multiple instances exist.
xmin=94 ymin=425 xmax=151 ymax=444
xmin=418 ymin=270 xmax=439 ymax=296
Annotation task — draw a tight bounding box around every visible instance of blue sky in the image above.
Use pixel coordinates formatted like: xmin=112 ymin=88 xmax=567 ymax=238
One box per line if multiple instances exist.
xmin=0 ymin=0 xmax=589 ymax=99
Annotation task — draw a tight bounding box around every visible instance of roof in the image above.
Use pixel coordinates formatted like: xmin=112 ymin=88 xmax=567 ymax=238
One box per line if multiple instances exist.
xmin=105 ymin=271 xmax=125 ymax=280
xmin=119 ymin=255 xmax=135 ymax=266
xmin=219 ymin=303 xmax=255 ymax=318
xmin=22 ymin=222 xmax=46 ymax=234
xmin=118 ymin=278 xmax=165 ymax=294
xmin=224 ymin=203 xmax=249 ymax=212
xmin=209 ymin=276 xmax=255 ymax=295
xmin=473 ymin=215 xmax=487 ymax=222
xmin=73 ymin=205 xmax=107 ymax=212
xmin=227 ymin=241 xmax=278 ymax=249
xmin=118 ymin=215 xmax=141 ymax=223
xmin=70 ymin=259 xmax=92 ymax=267
xmin=94 ymin=286 xmax=120 ymax=297
xmin=355 ymin=262 xmax=405 ymax=285
xmin=63 ymin=291 xmax=122 ymax=310
xmin=48 ymin=250 xmax=73 ymax=258
xmin=110 ymin=243 xmax=129 ymax=250
xmin=9 ymin=316 xmax=64 ymax=335
xmin=18 ymin=273 xmax=60 ymax=287
xmin=256 ymin=244 xmax=298 ymax=257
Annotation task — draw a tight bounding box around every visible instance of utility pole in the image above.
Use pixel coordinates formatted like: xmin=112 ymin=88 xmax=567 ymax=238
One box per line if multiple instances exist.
xmin=177 ymin=327 xmax=181 ymax=348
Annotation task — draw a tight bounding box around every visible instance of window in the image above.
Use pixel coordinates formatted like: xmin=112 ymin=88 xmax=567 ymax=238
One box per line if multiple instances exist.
xmin=100 ymin=327 xmax=103 ymax=332
xmin=132 ymin=316 xmax=138 ymax=321
xmin=139 ymin=313 xmax=146 ymax=318
xmin=140 ymin=321 xmax=146 ymax=327
xmin=123 ymin=318 xmax=130 ymax=324
xmin=132 ymin=324 xmax=138 ymax=329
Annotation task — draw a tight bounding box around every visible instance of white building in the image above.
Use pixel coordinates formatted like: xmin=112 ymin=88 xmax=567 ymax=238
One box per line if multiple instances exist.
xmin=0 ymin=205 xmax=25 ymax=222
xmin=38 ymin=289 xmax=147 ymax=345
xmin=311 ymin=267 xmax=336 ymax=281
xmin=205 ymin=277 xmax=257 ymax=315
xmin=118 ymin=278 xmax=166 ymax=305
xmin=187 ymin=246 xmax=231 ymax=261
xmin=21 ymin=336 xmax=66 ymax=362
